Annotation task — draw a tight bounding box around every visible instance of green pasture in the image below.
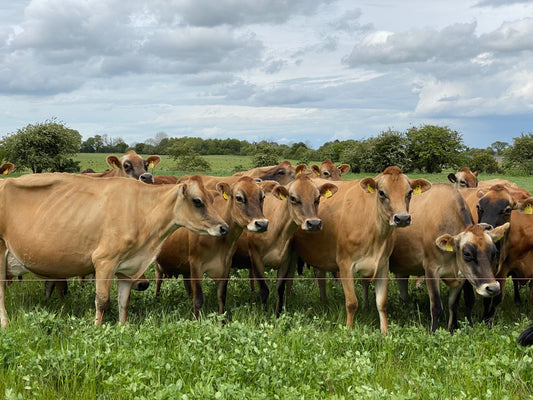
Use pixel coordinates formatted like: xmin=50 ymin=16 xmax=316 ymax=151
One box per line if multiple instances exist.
xmin=1 ymin=154 xmax=533 ymax=399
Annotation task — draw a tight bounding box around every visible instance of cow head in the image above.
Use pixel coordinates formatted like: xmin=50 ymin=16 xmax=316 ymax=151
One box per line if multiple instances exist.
xmin=271 ymin=173 xmax=338 ymax=231
xmin=436 ymin=223 xmax=509 ymax=297
xmin=448 ymin=167 xmax=479 ymax=188
xmin=258 ymin=161 xmax=305 ymax=186
xmin=360 ymin=166 xmax=431 ymax=227
xmin=174 ymin=175 xmax=229 ymax=237
xmin=107 ymin=150 xmax=161 ymax=183
xmin=216 ymin=176 xmax=270 ymax=233
xmin=310 ymin=159 xmax=350 ymax=181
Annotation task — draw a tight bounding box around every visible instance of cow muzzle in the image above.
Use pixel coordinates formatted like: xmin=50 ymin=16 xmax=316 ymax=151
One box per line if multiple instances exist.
xmin=139 ymin=173 xmax=154 ymax=184
xmin=208 ymin=224 xmax=230 ymax=237
xmin=248 ymin=219 xmax=269 ymax=233
xmin=392 ymin=214 xmax=411 ymax=227
xmin=476 ymin=282 xmax=500 ymax=297
xmin=302 ymin=218 xmax=322 ymax=231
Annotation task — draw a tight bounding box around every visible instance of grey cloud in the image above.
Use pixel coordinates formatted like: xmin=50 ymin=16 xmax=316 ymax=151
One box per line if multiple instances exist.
xmin=481 ymin=18 xmax=533 ymax=52
xmin=474 ymin=0 xmax=533 ymax=7
xmin=152 ymin=0 xmax=334 ymax=27
xmin=344 ymin=22 xmax=478 ymax=66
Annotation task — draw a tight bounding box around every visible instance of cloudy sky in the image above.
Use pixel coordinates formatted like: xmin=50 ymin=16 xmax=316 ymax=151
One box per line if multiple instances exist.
xmin=1 ymin=0 xmax=532 ymax=149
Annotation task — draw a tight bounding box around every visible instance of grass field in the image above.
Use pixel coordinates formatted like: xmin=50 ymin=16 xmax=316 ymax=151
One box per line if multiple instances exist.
xmin=1 ymin=154 xmax=533 ymax=399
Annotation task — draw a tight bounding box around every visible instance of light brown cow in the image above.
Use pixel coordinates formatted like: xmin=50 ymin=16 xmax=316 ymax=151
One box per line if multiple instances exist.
xmin=389 ymin=184 xmax=508 ymax=331
xmin=291 ymin=166 xmax=431 ymax=333
xmin=309 ymin=159 xmax=350 ymax=180
xmin=233 ymin=161 xmax=299 ymax=186
xmin=83 ymin=150 xmax=161 ymax=183
xmin=232 ymin=171 xmax=338 ymax=314
xmin=0 ymin=173 xmax=228 ymax=327
xmin=448 ymin=167 xmax=479 ymax=188
xmin=153 ymin=175 xmax=179 ymax=185
xmin=155 ymin=176 xmax=272 ymax=317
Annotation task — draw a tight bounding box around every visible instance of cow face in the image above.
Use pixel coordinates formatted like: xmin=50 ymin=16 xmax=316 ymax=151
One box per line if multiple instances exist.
xmin=107 ymin=150 xmax=161 ymax=182
xmin=273 ymin=175 xmax=337 ymax=231
xmin=448 ymin=167 xmax=479 ymax=188
xmin=216 ymin=177 xmax=269 ymax=233
xmin=258 ymin=161 xmax=304 ymax=186
xmin=174 ymin=175 xmax=229 ymax=237
xmin=361 ymin=166 xmax=431 ymax=227
xmin=436 ymin=223 xmax=509 ymax=297
xmin=477 ymin=185 xmax=533 ymax=228
xmin=310 ymin=159 xmax=350 ymax=181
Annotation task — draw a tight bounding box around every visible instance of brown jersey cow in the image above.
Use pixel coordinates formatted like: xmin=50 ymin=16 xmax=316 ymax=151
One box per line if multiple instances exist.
xmin=0 ymin=173 xmax=228 ymax=327
xmin=292 ymin=166 xmax=431 ymax=333
xmin=389 ymin=184 xmax=508 ymax=331
xmin=83 ymin=150 xmax=160 ymax=183
xmin=155 ymin=177 xmax=272 ymax=317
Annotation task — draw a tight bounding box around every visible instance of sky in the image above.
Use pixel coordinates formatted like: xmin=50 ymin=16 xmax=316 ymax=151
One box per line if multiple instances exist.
xmin=1 ymin=0 xmax=532 ymax=150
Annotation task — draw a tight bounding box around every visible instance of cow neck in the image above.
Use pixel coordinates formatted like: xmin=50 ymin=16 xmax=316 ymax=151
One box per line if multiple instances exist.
xmin=153 ymin=185 xmax=190 ymax=243
xmin=222 ymin=199 xmax=245 ymax=244
xmin=375 ymin=198 xmax=396 ymax=241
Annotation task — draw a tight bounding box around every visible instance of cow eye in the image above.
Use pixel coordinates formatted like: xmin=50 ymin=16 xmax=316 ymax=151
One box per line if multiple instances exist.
xmin=406 ymin=189 xmax=413 ymax=198
xmin=277 ymin=170 xmax=285 ymax=176
xmin=236 ymin=195 xmax=244 ymax=203
xmin=192 ymin=198 xmax=204 ymax=208
xmin=460 ymin=180 xmax=467 ymax=187
xmin=290 ymin=196 xmax=297 ymax=203
xmin=378 ymin=190 xmax=386 ymax=199
xmin=323 ymin=171 xmax=330 ymax=177
xmin=123 ymin=161 xmax=132 ymax=171
xmin=503 ymin=206 xmax=512 ymax=215
xmin=462 ymin=250 xmax=474 ymax=262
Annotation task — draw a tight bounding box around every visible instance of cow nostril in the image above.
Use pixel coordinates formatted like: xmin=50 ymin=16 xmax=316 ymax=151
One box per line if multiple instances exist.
xmin=306 ymin=219 xmax=322 ymax=231
xmin=485 ymin=284 xmax=500 ymax=296
xmin=140 ymin=174 xmax=154 ymax=184
xmin=394 ymin=214 xmax=411 ymax=226
xmin=219 ymin=225 xmax=229 ymax=236
xmin=255 ymin=220 xmax=268 ymax=231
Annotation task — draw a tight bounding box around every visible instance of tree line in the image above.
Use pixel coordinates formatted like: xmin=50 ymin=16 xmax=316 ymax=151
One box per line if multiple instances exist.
xmin=2 ymin=119 xmax=533 ymax=175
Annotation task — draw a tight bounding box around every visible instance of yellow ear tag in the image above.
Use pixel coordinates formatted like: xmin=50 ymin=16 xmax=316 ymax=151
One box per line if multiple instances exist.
xmin=525 ymin=204 xmax=533 ymax=215
xmin=413 ymin=185 xmax=422 ymax=195
xmin=279 ymin=193 xmax=286 ymax=200
xmin=367 ymin=184 xmax=374 ymax=193
xmin=325 ymin=189 xmax=332 ymax=198
xmin=296 ymin=170 xmax=302 ymax=176
xmin=113 ymin=162 xmax=119 ymax=169
xmin=445 ymin=243 xmax=453 ymax=252
xmin=2 ymin=169 xmax=8 ymax=175
xmin=315 ymin=170 xmax=320 ymax=176
xmin=148 ymin=161 xmax=154 ymax=169
xmin=223 ymin=192 xmax=229 ymax=201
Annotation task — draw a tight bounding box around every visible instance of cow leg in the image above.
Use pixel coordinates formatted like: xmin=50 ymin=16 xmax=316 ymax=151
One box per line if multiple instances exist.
xmin=315 ymin=268 xmax=328 ymax=303
xmin=154 ymin=263 xmax=163 ymax=297
xmin=216 ymin=279 xmax=229 ymax=315
xmin=275 ymin=252 xmax=297 ymax=317
xmin=462 ymin=281 xmax=475 ymax=326
xmin=117 ymin=276 xmax=134 ymax=325
xmin=512 ymin=275 xmax=521 ymax=306
xmin=361 ymin=279 xmax=370 ymax=310
xmin=396 ymin=274 xmax=410 ymax=303
xmin=183 ymin=272 xmax=193 ymax=298
xmin=249 ymin=248 xmax=269 ymax=311
xmin=374 ymin=264 xmax=389 ymax=334
xmin=447 ymin=285 xmax=463 ymax=332
xmin=482 ymin=278 xmax=505 ymax=323
xmin=425 ymin=268 xmax=443 ymax=332
xmin=338 ymin=263 xmax=357 ymax=327
xmin=0 ymin=248 xmax=8 ymax=328
xmin=191 ymin=269 xmax=204 ymax=319
xmin=94 ymin=268 xmax=114 ymax=326
xmin=529 ymin=280 xmax=533 ymax=304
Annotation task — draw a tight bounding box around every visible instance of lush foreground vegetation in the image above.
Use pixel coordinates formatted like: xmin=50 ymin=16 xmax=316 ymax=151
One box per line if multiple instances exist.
xmin=1 ymin=158 xmax=533 ymax=399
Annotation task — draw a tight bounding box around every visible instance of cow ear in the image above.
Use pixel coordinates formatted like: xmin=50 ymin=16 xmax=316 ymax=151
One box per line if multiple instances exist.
xmin=436 ymin=234 xmax=455 ymax=252
xmin=107 ymin=156 xmax=121 ymax=169
xmin=272 ymin=185 xmax=289 ymax=201
xmin=145 ymin=155 xmax=161 ymax=169
xmin=410 ymin=179 xmax=432 ymax=195
xmin=0 ymin=163 xmax=14 ymax=175
xmin=360 ymin=178 xmax=377 ymax=194
xmin=261 ymin=181 xmax=278 ymax=194
xmin=216 ymin=182 xmax=231 ymax=200
xmin=516 ymin=197 xmax=533 ymax=214
xmin=338 ymin=164 xmax=351 ymax=174
xmin=311 ymin=165 xmax=321 ymax=176
xmin=177 ymin=183 xmax=188 ymax=198
xmin=319 ymin=183 xmax=338 ymax=199
xmin=489 ymin=222 xmax=510 ymax=243
xmin=476 ymin=188 xmax=487 ymax=199
xmin=295 ymin=164 xmax=307 ymax=176
xmin=474 ymin=171 xmax=479 ymax=177
xmin=448 ymin=173 xmax=457 ymax=184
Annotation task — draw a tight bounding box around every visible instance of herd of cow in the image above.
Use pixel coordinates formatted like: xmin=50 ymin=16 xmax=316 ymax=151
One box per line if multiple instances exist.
xmin=0 ymin=152 xmax=533 ymax=346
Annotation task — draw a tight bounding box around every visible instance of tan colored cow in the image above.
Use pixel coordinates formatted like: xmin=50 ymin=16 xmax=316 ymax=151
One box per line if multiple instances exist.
xmin=233 ymin=161 xmax=299 ymax=186
xmin=233 ymin=171 xmax=338 ymax=314
xmin=448 ymin=167 xmax=479 ymax=188
xmin=155 ymin=176 xmax=272 ymax=317
xmin=389 ymin=184 xmax=508 ymax=331
xmin=291 ymin=166 xmax=431 ymax=333
xmin=308 ymin=159 xmax=350 ymax=180
xmin=0 ymin=173 xmax=228 ymax=327
xmin=83 ymin=150 xmax=161 ymax=183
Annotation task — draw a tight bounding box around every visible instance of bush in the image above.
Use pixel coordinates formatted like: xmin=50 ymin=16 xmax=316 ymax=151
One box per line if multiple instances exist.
xmin=470 ymin=151 xmax=501 ymax=173
xmin=174 ymin=154 xmax=211 ymax=171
